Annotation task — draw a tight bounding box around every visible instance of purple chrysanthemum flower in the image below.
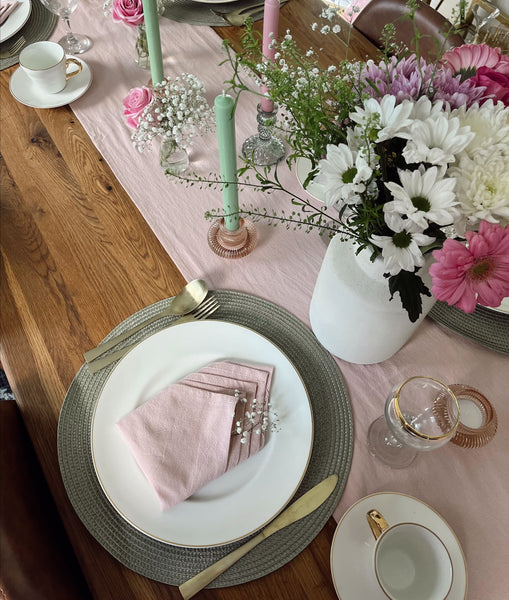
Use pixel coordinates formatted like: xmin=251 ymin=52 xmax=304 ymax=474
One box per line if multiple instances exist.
xmin=359 ymin=56 xmax=436 ymax=102
xmin=358 ymin=54 xmax=488 ymax=109
xmin=431 ymin=70 xmax=487 ymax=109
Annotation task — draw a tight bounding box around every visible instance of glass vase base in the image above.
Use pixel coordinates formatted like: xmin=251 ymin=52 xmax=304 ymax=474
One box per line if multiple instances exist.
xmin=160 ymin=145 xmax=189 ymax=176
xmin=242 ymin=134 xmax=285 ymax=167
xmin=58 ymin=33 xmax=92 ymax=55
xmin=367 ymin=415 xmax=417 ymax=469
xmin=135 ymin=54 xmax=150 ymax=70
xmin=208 ymin=218 xmax=258 ymax=259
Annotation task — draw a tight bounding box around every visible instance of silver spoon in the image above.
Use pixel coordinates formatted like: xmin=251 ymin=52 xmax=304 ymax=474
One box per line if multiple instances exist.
xmin=83 ymin=279 xmax=208 ymax=362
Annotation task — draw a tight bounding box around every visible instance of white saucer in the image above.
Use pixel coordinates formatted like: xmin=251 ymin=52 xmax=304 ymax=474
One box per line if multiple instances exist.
xmin=9 ymin=57 xmax=92 ymax=108
xmin=330 ymin=492 xmax=467 ymax=599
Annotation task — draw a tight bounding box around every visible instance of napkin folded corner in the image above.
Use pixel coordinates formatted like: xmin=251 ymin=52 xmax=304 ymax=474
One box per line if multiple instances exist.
xmin=116 ymin=360 xmax=274 ymax=511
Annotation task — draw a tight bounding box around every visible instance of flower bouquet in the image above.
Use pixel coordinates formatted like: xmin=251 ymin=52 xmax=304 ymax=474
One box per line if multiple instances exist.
xmin=123 ymin=73 xmax=214 ymax=174
xmin=215 ymin=10 xmax=509 ymax=322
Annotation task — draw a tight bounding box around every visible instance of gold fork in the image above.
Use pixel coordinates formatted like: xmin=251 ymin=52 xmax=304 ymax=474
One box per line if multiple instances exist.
xmin=0 ymin=35 xmax=26 ymax=59
xmin=86 ymin=297 xmax=220 ymax=374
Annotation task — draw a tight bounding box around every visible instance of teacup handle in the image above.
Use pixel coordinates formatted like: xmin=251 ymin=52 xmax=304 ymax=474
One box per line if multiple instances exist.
xmin=366 ymin=509 xmax=390 ymax=540
xmin=65 ymin=58 xmax=82 ymax=81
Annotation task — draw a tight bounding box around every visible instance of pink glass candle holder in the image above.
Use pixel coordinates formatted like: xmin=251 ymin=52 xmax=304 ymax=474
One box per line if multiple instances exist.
xmin=208 ymin=218 xmax=258 ymax=259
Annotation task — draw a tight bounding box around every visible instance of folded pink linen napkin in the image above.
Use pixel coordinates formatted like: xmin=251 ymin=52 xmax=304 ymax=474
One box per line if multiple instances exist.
xmin=116 ymin=361 xmax=274 ymax=511
xmin=0 ymin=1 xmax=19 ymax=25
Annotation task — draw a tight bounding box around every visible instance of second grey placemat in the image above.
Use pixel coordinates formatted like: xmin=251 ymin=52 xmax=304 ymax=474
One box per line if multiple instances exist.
xmin=58 ymin=290 xmax=352 ymax=587
xmin=161 ymin=0 xmax=264 ymax=27
xmin=429 ymin=301 xmax=509 ymax=355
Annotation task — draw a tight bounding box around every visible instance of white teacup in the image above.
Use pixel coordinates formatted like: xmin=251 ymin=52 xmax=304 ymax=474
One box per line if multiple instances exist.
xmin=19 ymin=41 xmax=82 ymax=94
xmin=367 ymin=509 xmax=453 ymax=600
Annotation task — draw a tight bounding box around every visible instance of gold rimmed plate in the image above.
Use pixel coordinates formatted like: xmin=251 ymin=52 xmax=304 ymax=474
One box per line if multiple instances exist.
xmin=91 ymin=320 xmax=313 ymax=548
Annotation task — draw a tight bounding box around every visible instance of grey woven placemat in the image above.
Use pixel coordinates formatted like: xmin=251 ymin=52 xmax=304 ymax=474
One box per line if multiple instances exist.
xmin=0 ymin=0 xmax=57 ymax=70
xmin=161 ymin=0 xmax=264 ymax=27
xmin=429 ymin=301 xmax=509 ymax=355
xmin=58 ymin=290 xmax=352 ymax=587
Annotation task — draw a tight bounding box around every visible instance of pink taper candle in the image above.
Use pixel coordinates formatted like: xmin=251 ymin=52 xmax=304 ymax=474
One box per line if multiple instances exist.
xmin=260 ymin=0 xmax=280 ymax=112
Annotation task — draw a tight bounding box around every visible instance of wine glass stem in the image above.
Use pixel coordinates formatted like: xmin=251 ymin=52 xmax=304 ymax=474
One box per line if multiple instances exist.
xmin=63 ymin=16 xmax=79 ymax=45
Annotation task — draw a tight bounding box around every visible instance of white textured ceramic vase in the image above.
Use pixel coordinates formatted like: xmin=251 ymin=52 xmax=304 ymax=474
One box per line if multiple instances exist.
xmin=309 ymin=235 xmax=436 ymax=364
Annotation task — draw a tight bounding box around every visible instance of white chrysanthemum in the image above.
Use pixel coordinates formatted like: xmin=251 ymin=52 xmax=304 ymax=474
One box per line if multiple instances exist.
xmin=402 ymin=113 xmax=475 ymax=167
xmin=384 ymin=167 xmax=459 ymax=229
xmin=350 ymin=95 xmax=413 ymax=142
xmin=371 ymin=220 xmax=435 ymax=276
xmin=314 ymin=144 xmax=373 ymax=206
xmin=409 ymin=96 xmax=445 ymax=121
xmin=449 ymin=153 xmax=509 ymax=227
xmin=451 ymin=100 xmax=509 ymax=159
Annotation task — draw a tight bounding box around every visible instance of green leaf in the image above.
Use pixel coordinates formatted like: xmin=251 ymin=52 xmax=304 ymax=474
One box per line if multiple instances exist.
xmin=387 ymin=270 xmax=431 ymax=323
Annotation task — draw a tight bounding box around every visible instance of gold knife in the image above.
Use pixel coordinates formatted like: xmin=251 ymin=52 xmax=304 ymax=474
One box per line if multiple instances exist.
xmin=179 ymin=474 xmax=338 ymax=600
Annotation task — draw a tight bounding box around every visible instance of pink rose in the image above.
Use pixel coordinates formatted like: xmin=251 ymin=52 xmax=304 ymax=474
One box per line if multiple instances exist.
xmin=123 ymin=86 xmax=154 ymax=129
xmin=112 ymin=0 xmax=144 ymax=27
xmin=472 ymin=67 xmax=509 ymax=106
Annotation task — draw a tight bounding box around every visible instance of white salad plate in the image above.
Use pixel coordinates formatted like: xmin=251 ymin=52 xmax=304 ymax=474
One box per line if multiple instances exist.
xmin=91 ymin=319 xmax=313 ymax=547
xmin=9 ymin=57 xmax=92 ymax=108
xmin=484 ymin=296 xmax=509 ymax=315
xmin=0 ymin=0 xmax=31 ymax=43
xmin=331 ymin=492 xmax=467 ymax=599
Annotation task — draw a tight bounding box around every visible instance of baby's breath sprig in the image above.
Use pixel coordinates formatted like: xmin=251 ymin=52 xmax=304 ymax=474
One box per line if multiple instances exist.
xmin=220 ymin=17 xmax=360 ymax=168
xmin=231 ymin=390 xmax=281 ymax=443
xmin=132 ymin=73 xmax=214 ymax=153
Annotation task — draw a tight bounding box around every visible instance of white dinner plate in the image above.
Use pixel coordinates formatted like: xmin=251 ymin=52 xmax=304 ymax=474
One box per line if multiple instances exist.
xmin=0 ymin=0 xmax=31 ymax=43
xmin=483 ymin=297 xmax=509 ymax=315
xmin=331 ymin=492 xmax=467 ymax=599
xmin=9 ymin=57 xmax=92 ymax=108
xmin=92 ymin=320 xmax=313 ymax=547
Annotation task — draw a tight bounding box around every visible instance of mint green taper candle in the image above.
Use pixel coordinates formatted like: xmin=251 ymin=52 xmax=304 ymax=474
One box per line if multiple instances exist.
xmin=141 ymin=0 xmax=164 ymax=84
xmin=214 ymin=92 xmax=239 ymax=231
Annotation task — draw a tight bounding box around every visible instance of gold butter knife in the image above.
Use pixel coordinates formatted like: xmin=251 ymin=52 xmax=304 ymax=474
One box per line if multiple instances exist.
xmin=179 ymin=474 xmax=338 ymax=600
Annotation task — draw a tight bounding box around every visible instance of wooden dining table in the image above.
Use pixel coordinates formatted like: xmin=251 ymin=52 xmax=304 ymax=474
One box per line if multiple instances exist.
xmin=0 ymin=1 xmax=382 ymax=598
xmin=2 ymin=1 xmax=508 ymax=598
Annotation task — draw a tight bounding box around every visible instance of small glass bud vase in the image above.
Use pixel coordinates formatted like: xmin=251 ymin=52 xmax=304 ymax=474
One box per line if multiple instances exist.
xmin=135 ymin=24 xmax=150 ymax=70
xmin=242 ymin=103 xmax=285 ymax=167
xmin=160 ymin=139 xmax=190 ymax=176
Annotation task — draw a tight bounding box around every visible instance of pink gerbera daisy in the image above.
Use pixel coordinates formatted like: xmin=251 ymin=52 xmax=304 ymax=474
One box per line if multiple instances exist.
xmin=429 ymin=221 xmax=509 ymax=313
xmin=441 ymin=44 xmax=503 ymax=81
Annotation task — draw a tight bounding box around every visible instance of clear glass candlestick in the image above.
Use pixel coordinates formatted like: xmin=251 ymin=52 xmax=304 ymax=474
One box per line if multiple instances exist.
xmin=242 ymin=103 xmax=285 ymax=167
xmin=367 ymin=376 xmax=460 ymax=469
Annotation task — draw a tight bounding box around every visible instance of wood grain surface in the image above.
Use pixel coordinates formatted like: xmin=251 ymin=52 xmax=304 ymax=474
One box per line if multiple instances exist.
xmin=0 ymin=3 xmax=378 ymax=598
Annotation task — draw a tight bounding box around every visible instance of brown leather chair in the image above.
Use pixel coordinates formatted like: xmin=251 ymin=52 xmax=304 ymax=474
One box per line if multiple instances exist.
xmin=353 ymin=0 xmax=465 ymax=61
xmin=0 ymin=400 xmax=92 ymax=600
